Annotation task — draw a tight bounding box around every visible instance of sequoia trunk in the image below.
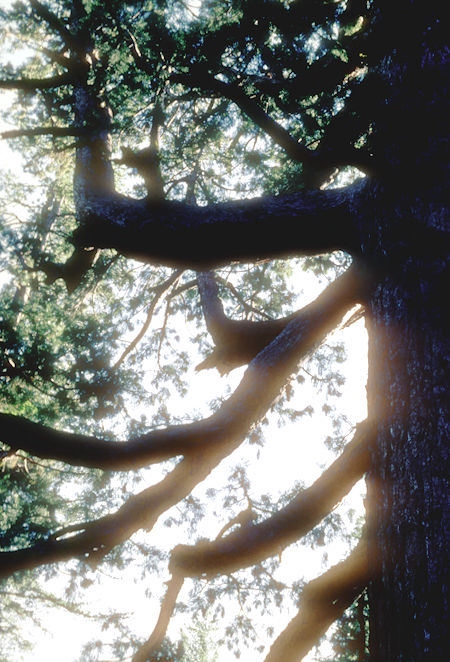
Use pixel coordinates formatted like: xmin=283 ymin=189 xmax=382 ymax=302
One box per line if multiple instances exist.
xmin=365 ymin=253 xmax=448 ymax=660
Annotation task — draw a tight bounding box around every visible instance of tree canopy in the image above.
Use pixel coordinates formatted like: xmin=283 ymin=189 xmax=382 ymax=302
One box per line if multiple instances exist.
xmin=0 ymin=1 xmax=447 ymax=661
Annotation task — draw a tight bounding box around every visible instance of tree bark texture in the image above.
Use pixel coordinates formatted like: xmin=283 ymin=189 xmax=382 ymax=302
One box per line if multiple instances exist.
xmin=362 ymin=190 xmax=449 ymax=660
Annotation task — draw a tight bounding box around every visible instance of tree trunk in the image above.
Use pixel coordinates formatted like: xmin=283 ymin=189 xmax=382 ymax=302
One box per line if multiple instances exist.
xmin=365 ymin=239 xmax=448 ymax=660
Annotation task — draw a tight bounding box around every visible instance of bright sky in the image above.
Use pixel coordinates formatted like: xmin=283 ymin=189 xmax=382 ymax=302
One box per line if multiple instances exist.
xmin=0 ymin=2 xmax=369 ymax=658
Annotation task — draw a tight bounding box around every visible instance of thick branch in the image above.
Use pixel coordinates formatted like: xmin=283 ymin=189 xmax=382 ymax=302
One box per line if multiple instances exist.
xmin=74 ymin=180 xmax=366 ymax=268
xmin=0 ymin=126 xmax=86 ymax=139
xmin=0 ymin=445 xmax=234 ymax=578
xmin=0 ymin=73 xmax=74 ymax=90
xmin=196 ymin=267 xmax=365 ymax=373
xmin=0 ymin=265 xmax=365 ymax=469
xmin=264 ymin=536 xmax=370 ymax=662
xmin=170 ymin=421 xmax=372 ymax=577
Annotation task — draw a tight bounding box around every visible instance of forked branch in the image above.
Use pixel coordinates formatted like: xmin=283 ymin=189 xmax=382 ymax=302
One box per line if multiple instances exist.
xmin=0 ymin=265 xmax=366 ymax=469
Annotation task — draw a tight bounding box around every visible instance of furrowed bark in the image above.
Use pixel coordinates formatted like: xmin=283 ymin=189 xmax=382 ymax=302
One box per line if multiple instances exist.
xmin=0 ymin=266 xmax=364 ymax=469
xmin=170 ymin=421 xmax=372 ymax=578
xmin=263 ymin=536 xmax=370 ymax=662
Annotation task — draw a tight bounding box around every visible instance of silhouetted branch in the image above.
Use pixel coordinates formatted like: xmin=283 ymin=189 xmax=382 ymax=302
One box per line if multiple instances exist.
xmin=1 ymin=126 xmax=86 ymax=139
xmin=113 ymin=270 xmax=183 ymax=368
xmin=0 ymin=265 xmax=366 ymax=469
xmin=170 ymin=421 xmax=372 ymax=577
xmin=0 ymin=73 xmax=74 ymax=90
xmin=263 ymin=536 xmax=370 ymax=662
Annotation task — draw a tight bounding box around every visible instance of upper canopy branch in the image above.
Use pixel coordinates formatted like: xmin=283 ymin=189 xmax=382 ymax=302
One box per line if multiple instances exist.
xmin=29 ymin=0 xmax=81 ymax=53
xmin=0 ymin=265 xmax=365 ymax=470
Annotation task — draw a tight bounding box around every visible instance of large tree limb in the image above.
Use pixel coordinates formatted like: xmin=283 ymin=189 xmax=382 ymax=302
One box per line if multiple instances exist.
xmin=0 ymin=73 xmax=74 ymax=90
xmin=0 ymin=265 xmax=365 ymax=469
xmin=0 ymin=450 xmax=227 ymax=578
xmin=263 ymin=536 xmax=370 ymax=662
xmin=170 ymin=421 xmax=372 ymax=578
xmin=0 ymin=126 xmax=86 ymax=140
xmin=73 ymin=180 xmax=366 ymax=268
xmin=196 ymin=268 xmax=364 ymax=373
xmin=129 ymin=423 xmax=371 ymax=660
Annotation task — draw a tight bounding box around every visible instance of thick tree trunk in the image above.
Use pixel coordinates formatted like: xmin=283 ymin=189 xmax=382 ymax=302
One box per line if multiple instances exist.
xmin=365 ymin=246 xmax=448 ymax=660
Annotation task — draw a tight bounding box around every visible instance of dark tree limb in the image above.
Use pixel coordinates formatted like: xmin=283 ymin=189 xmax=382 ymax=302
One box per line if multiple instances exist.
xmin=0 ymin=73 xmax=74 ymax=90
xmin=263 ymin=536 xmax=370 ymax=662
xmin=0 ymin=265 xmax=366 ymax=469
xmin=196 ymin=264 xmax=366 ymax=374
xmin=0 ymin=126 xmax=86 ymax=139
xmin=170 ymin=421 xmax=373 ymax=578
xmin=73 ymin=179 xmax=366 ymax=268
xmin=40 ymin=245 xmax=99 ymax=293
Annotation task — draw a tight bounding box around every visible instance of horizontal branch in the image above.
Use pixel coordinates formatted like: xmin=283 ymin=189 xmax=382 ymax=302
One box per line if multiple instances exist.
xmin=74 ymin=180 xmax=366 ymax=268
xmin=0 ymin=73 xmax=73 ymax=90
xmin=0 ymin=126 xmax=85 ymax=140
xmin=0 ymin=266 xmax=364 ymax=470
xmin=170 ymin=421 xmax=372 ymax=578
xmin=264 ymin=536 xmax=370 ymax=662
